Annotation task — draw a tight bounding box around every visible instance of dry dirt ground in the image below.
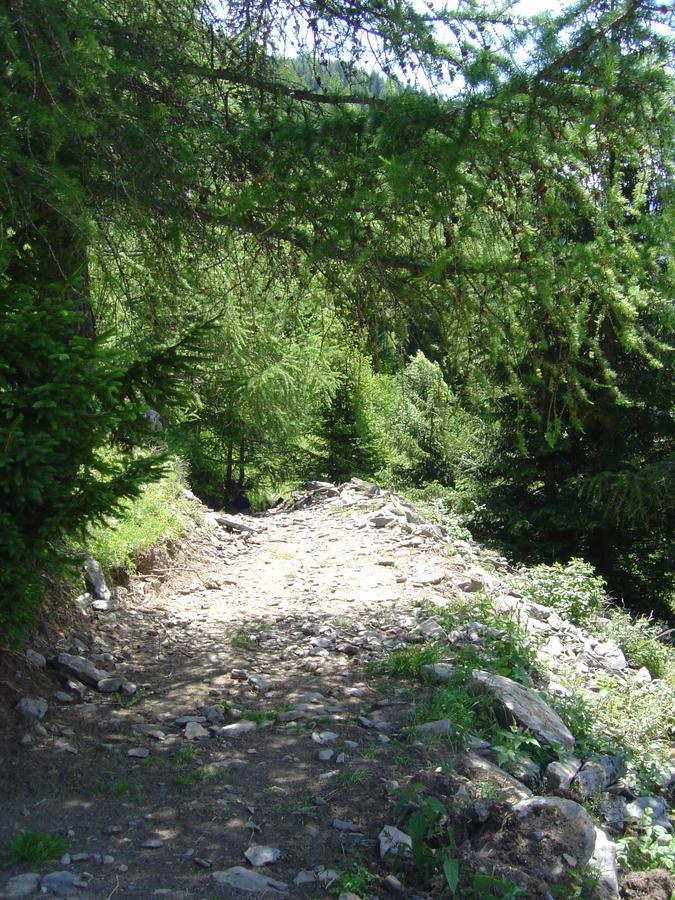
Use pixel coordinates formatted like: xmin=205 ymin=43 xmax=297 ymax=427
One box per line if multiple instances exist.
xmin=1 ymin=486 xmax=487 ymax=898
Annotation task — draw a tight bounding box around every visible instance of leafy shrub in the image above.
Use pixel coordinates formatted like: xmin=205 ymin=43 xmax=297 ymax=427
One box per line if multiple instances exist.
xmin=511 ymin=558 xmax=607 ymax=626
xmin=603 ymin=609 xmax=672 ymax=680
xmin=616 ymin=813 xmax=675 ymax=873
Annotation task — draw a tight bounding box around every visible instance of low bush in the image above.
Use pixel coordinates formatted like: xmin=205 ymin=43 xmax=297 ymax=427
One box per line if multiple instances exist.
xmin=511 ymin=558 xmax=607 ymax=626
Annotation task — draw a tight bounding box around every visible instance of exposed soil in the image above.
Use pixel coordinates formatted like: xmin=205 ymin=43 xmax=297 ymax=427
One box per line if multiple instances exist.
xmin=0 ymin=488 xmax=479 ymax=898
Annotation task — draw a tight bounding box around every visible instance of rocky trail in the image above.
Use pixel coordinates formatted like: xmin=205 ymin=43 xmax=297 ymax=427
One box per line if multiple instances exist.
xmin=1 ymin=481 xmax=672 ymax=900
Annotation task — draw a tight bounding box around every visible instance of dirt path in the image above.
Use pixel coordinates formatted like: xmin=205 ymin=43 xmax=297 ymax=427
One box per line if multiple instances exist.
xmin=1 ymin=483 xmax=484 ymax=898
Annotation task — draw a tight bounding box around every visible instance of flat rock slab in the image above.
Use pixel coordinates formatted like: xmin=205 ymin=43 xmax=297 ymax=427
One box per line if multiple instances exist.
xmin=469 ymin=670 xmax=575 ymax=752
xmin=457 ymin=751 xmax=532 ymax=803
xmin=53 ymin=653 xmax=107 ymax=687
xmin=0 ymin=873 xmax=40 ymax=898
xmin=212 ymin=866 xmax=288 ymax=894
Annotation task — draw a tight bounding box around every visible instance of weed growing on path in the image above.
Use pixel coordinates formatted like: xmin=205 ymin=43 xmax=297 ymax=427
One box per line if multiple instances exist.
xmin=94 ymin=777 xmax=140 ymax=801
xmin=3 ymin=829 xmax=71 ymax=866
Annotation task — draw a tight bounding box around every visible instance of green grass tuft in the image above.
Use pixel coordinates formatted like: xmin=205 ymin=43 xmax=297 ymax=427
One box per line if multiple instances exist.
xmin=4 ymin=829 xmax=71 ymax=866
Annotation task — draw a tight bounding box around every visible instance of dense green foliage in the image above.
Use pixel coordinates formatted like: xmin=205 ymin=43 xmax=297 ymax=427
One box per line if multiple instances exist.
xmin=0 ymin=0 xmax=672 ymax=638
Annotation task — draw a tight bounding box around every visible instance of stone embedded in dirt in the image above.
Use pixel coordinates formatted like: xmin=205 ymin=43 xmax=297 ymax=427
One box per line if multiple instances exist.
xmin=212 ymin=866 xmax=288 ymax=893
xmin=625 ymin=795 xmax=671 ymax=830
xmin=53 ymin=653 xmax=107 ymax=687
xmin=15 ymin=696 xmax=48 ymax=721
xmin=231 ymin=668 xmax=248 ymax=680
xmin=544 ymin=757 xmax=582 ymax=793
xmin=204 ymin=705 xmax=224 ymax=723
xmin=573 ymin=755 xmax=625 ymax=799
xmin=333 ymin=819 xmax=364 ymax=833
xmin=318 ymin=749 xmax=334 ymax=761
xmin=25 ymin=649 xmax=46 ymax=668
xmin=128 ymin=747 xmax=150 ymax=758
xmin=469 ymin=670 xmax=575 ymax=752
xmin=418 ymin=617 xmax=445 ymax=639
xmin=378 ymin=825 xmax=412 ymax=859
xmin=65 ymin=679 xmax=87 ymax=700
xmin=97 ymin=677 xmax=123 ymax=693
xmin=120 ymin=680 xmax=137 ymax=696
xmin=382 ymin=874 xmax=404 ymax=894
xmin=598 ymin=794 xmax=627 ymax=833
xmin=141 ymin=839 xmax=163 ymax=849
xmin=221 ymin=720 xmax=257 ymax=737
xmin=39 ymin=871 xmax=88 ymax=896
xmin=244 ymin=844 xmax=281 ymax=866
xmin=590 ymin=827 xmax=620 ymax=898
xmin=194 ymin=857 xmax=212 ymax=868
xmin=370 ymin=513 xmax=396 ymax=528
xmin=420 ymin=662 xmax=454 ymax=682
xmin=175 ymin=715 xmax=207 ymax=725
xmin=184 ymin=721 xmax=209 ymax=740
xmin=457 ymin=751 xmax=532 ymax=803
xmin=338 ymin=893 xmax=362 ymax=900
xmin=131 ymin=725 xmax=165 ymax=741
xmin=312 ymin=731 xmax=338 ymax=744
xmin=248 ymin=674 xmax=273 ymax=693
xmin=1 ymin=872 xmax=40 ymax=898
xmin=54 ymin=691 xmax=74 ymax=704
xmin=416 ymin=719 xmax=454 ymax=737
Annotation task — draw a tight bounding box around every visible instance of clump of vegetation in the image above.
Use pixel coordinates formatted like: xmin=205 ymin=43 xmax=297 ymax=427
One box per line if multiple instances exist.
xmin=603 ymin=609 xmax=672 ymax=680
xmin=511 ymin=559 xmax=607 ymax=627
xmin=3 ymin=829 xmax=71 ymax=866
xmin=82 ymin=460 xmax=199 ymax=576
xmin=369 ymin=644 xmax=445 ymax=678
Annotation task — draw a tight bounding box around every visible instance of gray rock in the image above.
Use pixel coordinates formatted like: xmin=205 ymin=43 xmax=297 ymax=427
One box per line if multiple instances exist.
xmin=248 ymin=674 xmax=272 ymax=694
xmin=221 ymin=720 xmax=257 ymax=737
xmin=338 ymin=894 xmax=362 ymax=900
xmin=420 ymin=662 xmax=454 ymax=682
xmin=378 ymin=825 xmax=412 ymax=859
xmin=54 ymin=691 xmax=74 ymax=704
xmin=625 ymin=795 xmax=671 ymax=830
xmin=544 ymin=757 xmax=582 ymax=793
xmin=469 ymin=670 xmax=575 ymax=752
xmin=184 ymin=722 xmax=209 ymax=740
xmin=311 ymin=731 xmax=338 ymax=744
xmin=416 ymin=719 xmax=453 ymax=737
xmin=573 ymin=756 xmax=625 ymax=799
xmin=457 ymin=751 xmax=532 ymax=803
xmin=598 ymin=795 xmax=627 ymax=833
xmin=418 ymin=618 xmax=445 ymax=640
xmin=382 ymin=874 xmax=404 ymax=894
xmin=120 ymin=680 xmax=137 ymax=696
xmin=212 ymin=866 xmax=288 ymax=893
xmin=333 ymin=819 xmax=364 ymax=833
xmin=131 ymin=725 xmax=165 ymax=741
xmin=84 ymin=557 xmax=111 ymax=601
xmin=370 ymin=514 xmax=396 ymax=529
xmin=174 ymin=715 xmax=207 ymax=725
xmin=204 ymin=705 xmax=224 ymax=723
xmin=127 ymin=747 xmax=149 ymax=758
xmin=39 ymin=871 xmax=86 ymax=896
xmin=15 ymin=697 xmax=48 ymax=721
xmin=25 ymin=650 xmax=46 ymax=668
xmin=97 ymin=677 xmax=123 ymax=693
xmin=505 ymin=754 xmax=541 ymax=788
xmin=350 ymin=477 xmax=380 ymax=496
xmin=141 ymin=839 xmax=163 ymax=849
xmin=53 ymin=653 xmax=107 ymax=687
xmin=593 ymin=641 xmax=627 ymax=671
xmin=318 ymin=749 xmax=334 ymax=761
xmin=1 ymin=873 xmax=40 ymax=898
xmin=244 ymin=845 xmax=280 ymax=866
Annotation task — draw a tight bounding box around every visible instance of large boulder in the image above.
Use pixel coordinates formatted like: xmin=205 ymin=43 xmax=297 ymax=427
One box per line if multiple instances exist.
xmin=469 ymin=670 xmax=575 ymax=752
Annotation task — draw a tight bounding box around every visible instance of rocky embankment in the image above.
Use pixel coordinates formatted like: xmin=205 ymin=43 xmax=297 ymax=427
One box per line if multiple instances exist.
xmin=1 ymin=479 xmax=672 ymax=899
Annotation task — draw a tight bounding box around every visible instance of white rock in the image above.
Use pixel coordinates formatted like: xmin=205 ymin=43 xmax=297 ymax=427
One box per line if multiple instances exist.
xmin=243 ymin=845 xmax=280 ymax=866
xmin=418 ymin=618 xmax=445 ymax=639
xmin=221 ymin=720 xmax=257 ymax=737
xmin=590 ymin=827 xmax=620 ymax=898
xmin=84 ymin=557 xmax=111 ymax=601
xmin=378 ymin=825 xmax=412 ymax=859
